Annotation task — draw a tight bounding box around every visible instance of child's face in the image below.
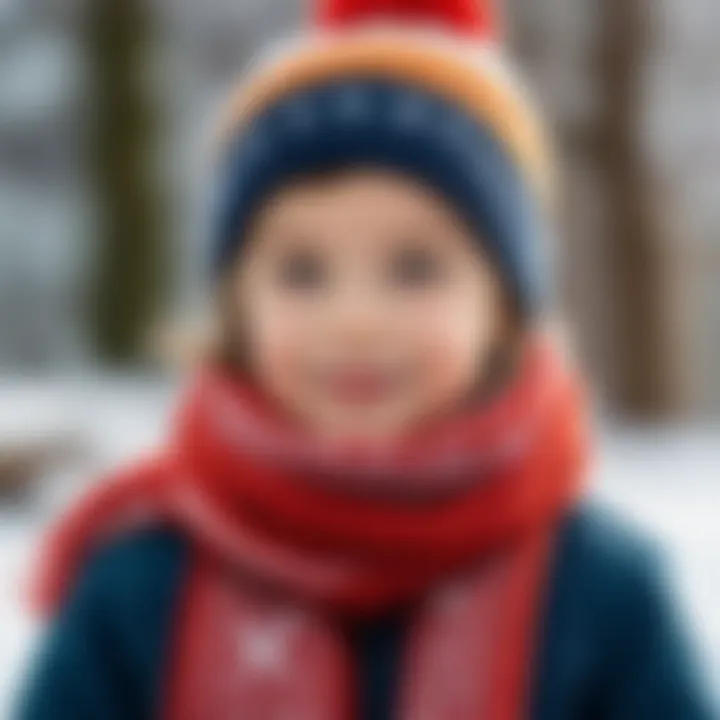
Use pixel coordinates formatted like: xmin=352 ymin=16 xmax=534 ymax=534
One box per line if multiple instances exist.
xmin=232 ymin=170 xmax=507 ymax=441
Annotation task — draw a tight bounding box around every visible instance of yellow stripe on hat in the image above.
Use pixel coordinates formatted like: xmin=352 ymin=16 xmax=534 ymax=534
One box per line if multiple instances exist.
xmin=216 ymin=32 xmax=552 ymax=200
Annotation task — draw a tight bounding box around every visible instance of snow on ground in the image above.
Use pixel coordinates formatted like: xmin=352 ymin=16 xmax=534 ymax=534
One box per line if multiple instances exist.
xmin=1 ymin=378 xmax=719 ymax=717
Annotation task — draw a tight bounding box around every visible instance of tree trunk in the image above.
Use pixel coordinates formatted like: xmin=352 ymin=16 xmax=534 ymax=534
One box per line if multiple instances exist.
xmin=598 ymin=0 xmax=677 ymax=418
xmin=84 ymin=0 xmax=165 ymax=365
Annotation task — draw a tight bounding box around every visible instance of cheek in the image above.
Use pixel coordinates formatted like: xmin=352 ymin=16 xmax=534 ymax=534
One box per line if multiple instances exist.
xmin=244 ymin=294 xmax=319 ymax=390
xmin=405 ymin=291 xmax=499 ymax=398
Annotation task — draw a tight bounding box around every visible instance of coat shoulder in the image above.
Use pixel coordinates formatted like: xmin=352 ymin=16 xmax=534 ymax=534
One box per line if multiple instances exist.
xmin=85 ymin=526 xmax=189 ymax=595
xmin=547 ymin=500 xmax=679 ymax=657
xmin=555 ymin=501 xmax=666 ymax=587
xmin=17 ymin=528 xmax=190 ymax=720
xmin=533 ymin=501 xmax=716 ymax=720
xmin=76 ymin=526 xmax=191 ymax=656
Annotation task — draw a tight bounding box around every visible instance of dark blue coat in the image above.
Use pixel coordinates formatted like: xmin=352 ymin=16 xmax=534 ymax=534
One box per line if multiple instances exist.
xmin=16 ymin=504 xmax=716 ymax=720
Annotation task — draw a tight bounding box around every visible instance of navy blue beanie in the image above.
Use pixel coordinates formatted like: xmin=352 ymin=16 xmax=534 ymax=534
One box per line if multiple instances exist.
xmin=210 ymin=78 xmax=549 ymax=317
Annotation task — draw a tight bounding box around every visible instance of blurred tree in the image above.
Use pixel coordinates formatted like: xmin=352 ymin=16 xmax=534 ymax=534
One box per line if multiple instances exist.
xmin=508 ymin=0 xmax=680 ymax=419
xmin=598 ymin=0 xmax=678 ymax=418
xmin=83 ymin=0 xmax=165 ymax=365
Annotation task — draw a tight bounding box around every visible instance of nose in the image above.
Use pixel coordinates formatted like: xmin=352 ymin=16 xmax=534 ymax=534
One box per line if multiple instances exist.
xmin=328 ymin=282 xmax=387 ymax=348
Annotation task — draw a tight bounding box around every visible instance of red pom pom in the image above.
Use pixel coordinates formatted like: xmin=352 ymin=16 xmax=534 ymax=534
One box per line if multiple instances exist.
xmin=315 ymin=0 xmax=498 ymax=39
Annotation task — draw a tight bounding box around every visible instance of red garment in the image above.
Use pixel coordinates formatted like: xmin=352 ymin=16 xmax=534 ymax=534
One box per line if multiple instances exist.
xmin=36 ymin=335 xmax=588 ymax=720
xmin=315 ymin=0 xmax=499 ymax=39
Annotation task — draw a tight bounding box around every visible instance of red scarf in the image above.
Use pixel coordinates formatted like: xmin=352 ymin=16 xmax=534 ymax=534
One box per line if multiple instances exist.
xmin=35 ymin=335 xmax=588 ymax=720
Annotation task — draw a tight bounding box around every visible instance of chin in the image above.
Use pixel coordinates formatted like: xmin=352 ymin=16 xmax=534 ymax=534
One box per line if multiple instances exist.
xmin=315 ymin=407 xmax=420 ymax=443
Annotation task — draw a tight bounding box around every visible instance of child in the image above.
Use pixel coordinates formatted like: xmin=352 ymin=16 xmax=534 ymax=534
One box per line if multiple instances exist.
xmin=18 ymin=0 xmax=713 ymax=718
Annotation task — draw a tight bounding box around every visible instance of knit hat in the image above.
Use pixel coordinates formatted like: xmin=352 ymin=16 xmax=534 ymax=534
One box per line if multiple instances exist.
xmin=210 ymin=0 xmax=552 ymax=316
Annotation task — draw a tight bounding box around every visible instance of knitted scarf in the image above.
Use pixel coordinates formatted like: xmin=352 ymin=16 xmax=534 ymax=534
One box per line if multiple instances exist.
xmin=36 ymin=335 xmax=588 ymax=720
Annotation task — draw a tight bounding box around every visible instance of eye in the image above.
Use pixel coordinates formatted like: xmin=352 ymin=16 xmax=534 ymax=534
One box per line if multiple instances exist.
xmin=390 ymin=246 xmax=446 ymax=288
xmin=276 ymin=249 xmax=327 ymax=291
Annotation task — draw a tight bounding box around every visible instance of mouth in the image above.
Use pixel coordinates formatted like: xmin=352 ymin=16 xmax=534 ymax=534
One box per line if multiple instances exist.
xmin=320 ymin=365 xmax=406 ymax=406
